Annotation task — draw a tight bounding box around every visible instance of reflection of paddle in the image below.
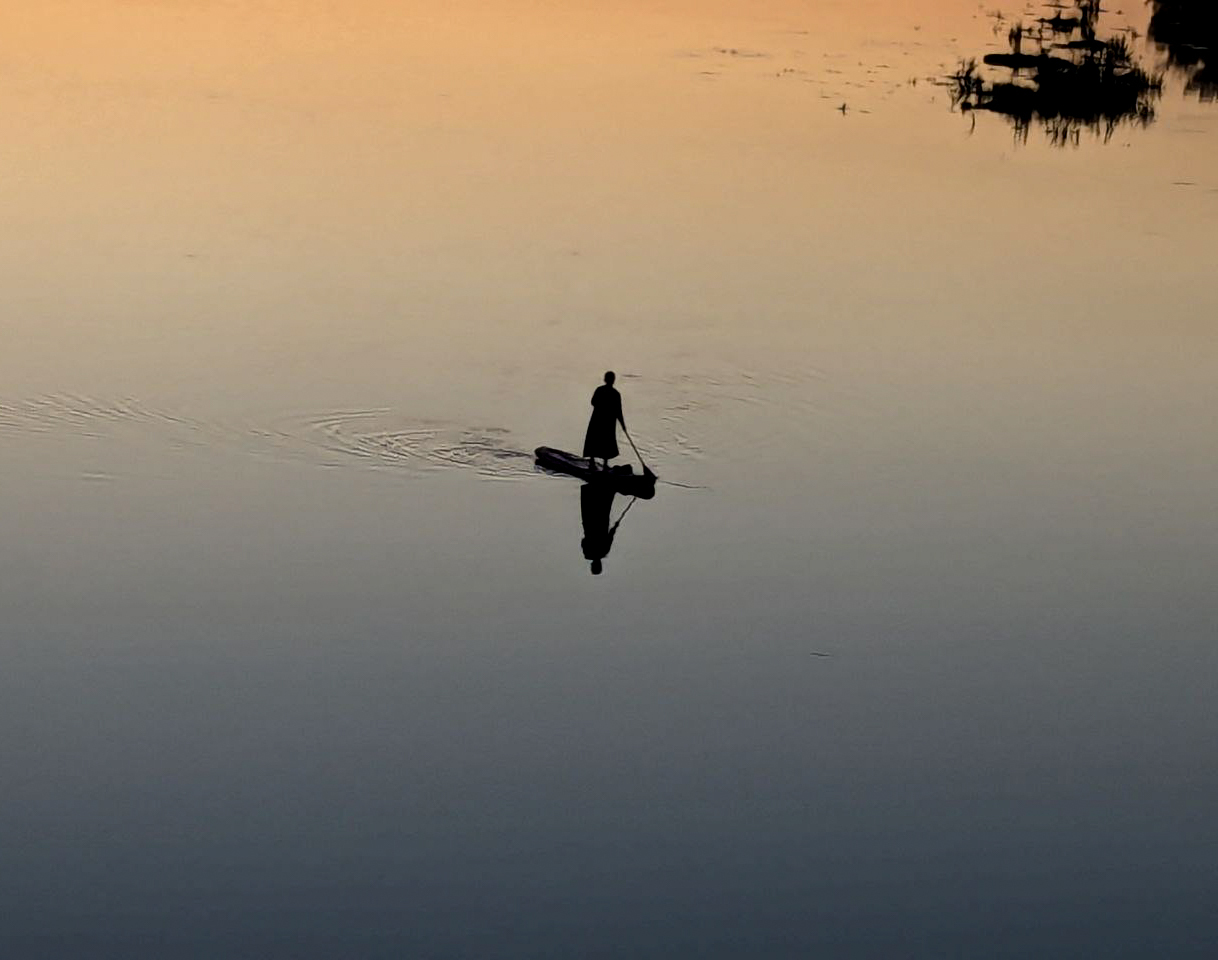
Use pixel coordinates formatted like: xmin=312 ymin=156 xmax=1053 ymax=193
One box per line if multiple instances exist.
xmin=620 ymin=424 xmax=654 ymax=479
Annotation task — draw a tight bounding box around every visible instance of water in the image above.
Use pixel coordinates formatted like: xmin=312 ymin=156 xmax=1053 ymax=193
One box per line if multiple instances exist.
xmin=2 ymin=1 xmax=1215 ymax=956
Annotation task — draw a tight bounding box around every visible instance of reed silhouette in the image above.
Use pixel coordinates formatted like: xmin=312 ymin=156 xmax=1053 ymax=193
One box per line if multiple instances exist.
xmin=950 ymin=0 xmax=1161 ymax=144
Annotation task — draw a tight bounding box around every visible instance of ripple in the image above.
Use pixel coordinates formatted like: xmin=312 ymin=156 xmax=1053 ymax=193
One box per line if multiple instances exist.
xmin=274 ymin=410 xmax=534 ymax=480
xmin=0 ymin=382 xmax=848 ymax=488
xmin=0 ymin=394 xmax=213 ymax=441
xmin=0 ymin=395 xmax=534 ymax=482
xmin=626 ymin=366 xmax=858 ymax=472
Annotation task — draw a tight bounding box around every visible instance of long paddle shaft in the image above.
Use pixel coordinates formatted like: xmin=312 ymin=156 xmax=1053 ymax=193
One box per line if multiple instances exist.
xmin=621 ymin=424 xmax=652 ymax=477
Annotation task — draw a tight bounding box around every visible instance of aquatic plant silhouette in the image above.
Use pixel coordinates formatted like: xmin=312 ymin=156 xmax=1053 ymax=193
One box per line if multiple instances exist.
xmin=950 ymin=0 xmax=1161 ymax=144
xmin=1149 ymin=0 xmax=1217 ymax=100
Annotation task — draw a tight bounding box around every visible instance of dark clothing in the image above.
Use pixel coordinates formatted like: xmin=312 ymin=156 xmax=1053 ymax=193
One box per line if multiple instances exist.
xmin=580 ymin=483 xmax=617 ymax=562
xmin=582 ymin=384 xmax=623 ymax=461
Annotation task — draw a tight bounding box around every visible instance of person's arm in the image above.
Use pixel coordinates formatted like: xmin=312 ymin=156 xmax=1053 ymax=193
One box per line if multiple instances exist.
xmin=616 ymin=394 xmax=625 ymax=427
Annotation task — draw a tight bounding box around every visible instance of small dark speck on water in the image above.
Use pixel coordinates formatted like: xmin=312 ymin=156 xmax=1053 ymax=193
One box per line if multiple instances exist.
xmin=713 ymin=46 xmax=769 ymax=59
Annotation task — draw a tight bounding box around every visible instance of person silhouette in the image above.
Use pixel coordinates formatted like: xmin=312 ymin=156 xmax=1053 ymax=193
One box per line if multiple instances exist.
xmin=583 ymin=371 xmax=625 ymax=471
xmin=580 ymin=483 xmax=618 ymax=575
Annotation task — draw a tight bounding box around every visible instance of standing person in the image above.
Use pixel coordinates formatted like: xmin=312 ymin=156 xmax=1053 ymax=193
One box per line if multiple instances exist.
xmin=582 ymin=371 xmax=625 ymax=471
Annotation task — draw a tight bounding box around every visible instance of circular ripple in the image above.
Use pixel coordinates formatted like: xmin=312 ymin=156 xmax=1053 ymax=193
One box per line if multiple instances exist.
xmin=276 ymin=410 xmax=535 ymax=480
xmin=0 ymin=395 xmax=535 ymax=482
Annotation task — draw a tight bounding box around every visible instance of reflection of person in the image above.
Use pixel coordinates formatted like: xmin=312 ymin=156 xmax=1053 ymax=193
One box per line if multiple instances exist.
xmin=580 ymin=483 xmax=618 ymax=576
xmin=582 ymin=371 xmax=625 ymax=471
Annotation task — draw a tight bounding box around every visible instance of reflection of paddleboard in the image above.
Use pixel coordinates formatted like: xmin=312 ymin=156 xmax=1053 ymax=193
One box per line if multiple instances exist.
xmin=534 ymin=447 xmax=656 ymax=498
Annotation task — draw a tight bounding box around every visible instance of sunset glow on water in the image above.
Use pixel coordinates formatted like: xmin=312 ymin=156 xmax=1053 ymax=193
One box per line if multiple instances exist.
xmin=2 ymin=2 xmax=1215 ymax=957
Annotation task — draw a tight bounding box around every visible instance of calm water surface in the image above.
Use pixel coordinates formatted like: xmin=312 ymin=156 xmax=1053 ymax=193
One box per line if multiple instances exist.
xmin=2 ymin=1 xmax=1216 ymax=956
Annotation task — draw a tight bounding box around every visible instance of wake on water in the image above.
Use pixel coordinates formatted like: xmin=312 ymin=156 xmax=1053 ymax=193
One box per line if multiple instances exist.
xmin=0 ymin=368 xmax=839 ymax=487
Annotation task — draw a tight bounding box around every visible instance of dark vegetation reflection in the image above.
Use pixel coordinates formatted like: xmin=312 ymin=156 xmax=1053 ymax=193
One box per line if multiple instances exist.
xmin=950 ymin=0 xmax=1160 ymax=144
xmin=1150 ymin=0 xmax=1218 ymax=99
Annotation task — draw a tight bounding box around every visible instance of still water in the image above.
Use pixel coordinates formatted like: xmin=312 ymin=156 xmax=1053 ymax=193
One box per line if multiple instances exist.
xmin=2 ymin=1 xmax=1215 ymax=956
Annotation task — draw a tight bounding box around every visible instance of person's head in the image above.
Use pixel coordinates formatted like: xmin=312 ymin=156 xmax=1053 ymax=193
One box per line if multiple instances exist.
xmin=603 ymin=371 xmax=615 ymax=386
xmin=590 ymin=559 xmax=603 ymax=575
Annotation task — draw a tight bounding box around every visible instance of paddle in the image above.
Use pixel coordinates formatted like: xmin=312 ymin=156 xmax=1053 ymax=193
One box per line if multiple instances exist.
xmin=620 ymin=424 xmax=654 ymax=479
